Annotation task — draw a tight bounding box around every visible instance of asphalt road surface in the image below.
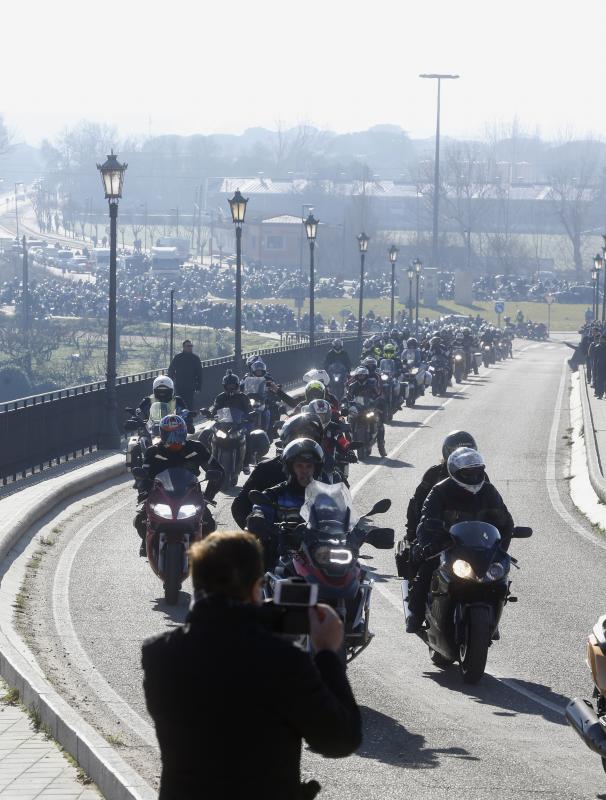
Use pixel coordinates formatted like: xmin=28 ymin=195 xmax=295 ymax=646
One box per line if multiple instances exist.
xmin=21 ymin=337 xmax=606 ymax=799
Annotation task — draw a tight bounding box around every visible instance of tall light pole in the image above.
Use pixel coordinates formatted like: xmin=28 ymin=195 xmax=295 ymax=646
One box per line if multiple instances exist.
xmin=419 ymin=73 xmax=459 ymax=268
xmin=602 ymin=236 xmax=606 ymax=323
xmin=228 ymin=189 xmax=248 ymax=370
xmin=407 ymin=265 xmax=414 ymax=325
xmin=413 ymin=257 xmax=423 ymax=336
xmin=596 ymin=251 xmax=605 ymax=323
xmin=304 ymin=212 xmax=319 ymax=349
xmin=14 ymin=182 xmax=22 ymax=241
xmin=389 ymin=245 xmax=399 ymax=326
xmin=592 ymin=266 xmax=599 ymax=322
xmin=357 ymin=232 xmax=370 ymax=345
xmin=96 ymin=151 xmax=127 ymax=450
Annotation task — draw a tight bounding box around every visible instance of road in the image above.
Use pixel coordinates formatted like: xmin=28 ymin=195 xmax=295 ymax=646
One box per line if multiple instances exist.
xmin=19 ymin=338 xmax=606 ymax=798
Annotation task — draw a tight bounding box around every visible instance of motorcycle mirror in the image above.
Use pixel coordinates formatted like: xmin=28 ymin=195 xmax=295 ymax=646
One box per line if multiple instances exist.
xmin=365 ymin=527 xmax=395 ymax=549
xmin=367 ymin=498 xmax=391 ymax=516
xmin=512 ymin=526 xmax=533 ymax=538
xmin=131 ymin=466 xmax=147 ymax=479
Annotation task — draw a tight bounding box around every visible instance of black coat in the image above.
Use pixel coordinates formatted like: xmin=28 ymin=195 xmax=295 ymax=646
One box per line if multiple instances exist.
xmin=142 ymin=598 xmax=362 ymax=800
xmin=231 ymin=456 xmax=285 ymax=529
xmin=168 ymin=351 xmax=203 ymax=391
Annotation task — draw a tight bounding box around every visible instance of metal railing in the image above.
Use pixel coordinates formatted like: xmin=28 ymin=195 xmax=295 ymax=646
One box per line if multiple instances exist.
xmin=0 ymin=336 xmax=359 ymax=484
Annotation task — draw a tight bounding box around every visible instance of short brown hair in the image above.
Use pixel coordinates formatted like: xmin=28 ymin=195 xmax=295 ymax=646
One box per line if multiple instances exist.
xmin=189 ymin=532 xmax=263 ymax=601
xmin=183 ymin=339 xmax=193 ymax=347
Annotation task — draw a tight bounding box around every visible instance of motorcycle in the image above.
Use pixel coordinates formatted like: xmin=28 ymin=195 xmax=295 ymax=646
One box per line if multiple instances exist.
xmin=429 ymin=355 xmax=448 ymax=396
xmin=199 ymin=407 xmax=248 ymax=491
xmin=326 ymin=362 xmax=347 ymax=401
xmin=452 ymin=346 xmax=467 ymax=383
xmin=242 ymin=375 xmax=269 ymax=436
xmin=379 ymin=358 xmax=400 ymax=422
xmin=124 ymin=401 xmax=189 ymax=470
xmin=343 ymin=396 xmax=378 ymax=458
xmin=253 ymin=482 xmax=394 ymax=662
xmin=399 ymin=520 xmax=532 ymax=683
xmin=566 ymin=615 xmax=606 ymax=771
xmin=481 ymin=341 xmax=495 ymax=368
xmin=132 ymin=466 xmax=216 ymax=605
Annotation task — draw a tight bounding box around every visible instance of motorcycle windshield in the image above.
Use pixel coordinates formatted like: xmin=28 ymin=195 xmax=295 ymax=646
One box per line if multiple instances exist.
xmin=449 ymin=521 xmax=501 ymax=577
xmin=149 ymin=401 xmax=171 ymax=425
xmin=243 ymin=376 xmax=266 ymax=397
xmin=215 ymin=407 xmax=246 ymax=424
xmin=379 ymin=359 xmax=394 ymax=373
xmin=300 ymin=480 xmax=360 ymax=535
xmin=154 ymin=468 xmax=198 ymax=496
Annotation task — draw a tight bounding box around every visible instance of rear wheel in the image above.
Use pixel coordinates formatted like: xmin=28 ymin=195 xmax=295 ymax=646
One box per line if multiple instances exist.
xmin=459 ymin=606 xmax=491 ymax=684
xmin=163 ymin=542 xmax=182 ymax=605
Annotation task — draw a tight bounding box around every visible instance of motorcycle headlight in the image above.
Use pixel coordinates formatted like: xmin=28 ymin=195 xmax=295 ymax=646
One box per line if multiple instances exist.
xmin=177 ymin=504 xmax=201 ymax=519
xmin=381 ymin=373 xmax=389 ymax=380
xmin=151 ymin=503 xmax=173 ymax=519
xmin=484 ymin=345 xmax=490 ymax=351
xmin=215 ymin=429 xmax=228 ymax=439
xmin=486 ymin=562 xmax=505 ymax=581
xmin=314 ymin=545 xmax=353 ymax=566
xmin=411 ymin=367 xmax=419 ymax=375
xmin=452 ymin=559 xmax=475 ymax=580
xmin=366 ymin=411 xmax=375 ymax=419
xmin=249 ymin=398 xmax=255 ymax=406
xmin=454 ymin=355 xmax=463 ymax=361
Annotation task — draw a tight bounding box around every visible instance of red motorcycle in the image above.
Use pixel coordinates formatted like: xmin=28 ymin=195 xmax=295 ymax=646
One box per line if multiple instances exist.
xmin=251 ymin=482 xmax=393 ymax=662
xmin=133 ymin=467 xmax=213 ymax=604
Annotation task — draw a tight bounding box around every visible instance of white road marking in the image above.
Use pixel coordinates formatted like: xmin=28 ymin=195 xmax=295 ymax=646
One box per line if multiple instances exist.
xmin=52 ymin=497 xmax=158 ymax=746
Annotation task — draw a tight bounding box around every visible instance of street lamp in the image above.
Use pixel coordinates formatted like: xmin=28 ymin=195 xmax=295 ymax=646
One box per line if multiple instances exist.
xmin=413 ymin=257 xmax=423 ymax=336
xmin=592 ymin=267 xmax=599 ymax=322
xmin=419 ymin=73 xmax=460 ymax=268
xmin=601 ymin=238 xmax=606 ymax=322
xmin=388 ymin=245 xmax=399 ymax=327
xmin=595 ymin=251 xmax=604 ymax=322
xmin=14 ymin=182 xmax=23 ymax=241
xmin=357 ymin=232 xmax=370 ymax=344
xmin=228 ymin=189 xmax=248 ymax=369
xmin=304 ymin=212 xmax=319 ymax=348
xmin=407 ymin=265 xmax=414 ymax=325
xmin=96 ymin=150 xmax=127 ymax=450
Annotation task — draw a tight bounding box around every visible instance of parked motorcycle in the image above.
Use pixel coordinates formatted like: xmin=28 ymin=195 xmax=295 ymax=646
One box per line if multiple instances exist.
xmin=399 ymin=520 xmax=532 ymax=683
xmin=253 ymin=482 xmax=394 ymax=662
xmin=566 ymin=614 xmax=606 ymax=771
xmin=132 ymin=466 xmax=216 ymax=604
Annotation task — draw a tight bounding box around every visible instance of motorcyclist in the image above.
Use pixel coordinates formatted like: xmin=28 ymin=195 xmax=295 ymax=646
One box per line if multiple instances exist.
xmin=304 ymin=397 xmax=357 ymax=478
xmin=323 ymin=339 xmax=352 ymax=373
xmin=136 ymin=376 xmax=191 ymax=428
xmin=206 ymin=372 xmax=254 ymax=474
xmin=133 ymin=415 xmax=223 ymax=557
xmin=231 ymin=412 xmax=331 ymax=529
xmin=380 ymin=342 xmax=404 ymax=409
xmin=405 ymin=447 xmax=513 ymax=633
xmin=292 ymin=379 xmax=340 ymax=416
xmin=345 ymin=366 xmax=387 ymax=457
xmin=245 ymin=437 xmax=325 ymax=568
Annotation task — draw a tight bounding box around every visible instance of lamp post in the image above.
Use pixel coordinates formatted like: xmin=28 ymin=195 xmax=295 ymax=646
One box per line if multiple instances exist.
xmin=419 ymin=73 xmax=459 ymax=268
xmin=602 ymin=237 xmax=606 ymax=322
xmin=596 ymin=251 xmax=604 ymax=323
xmin=407 ymin=265 xmax=414 ymax=325
xmin=96 ymin=151 xmax=127 ymax=450
xmin=389 ymin=245 xmax=399 ymax=327
xmin=592 ymin=267 xmax=599 ymax=322
xmin=357 ymin=232 xmax=370 ymax=345
xmin=14 ymin=182 xmax=22 ymax=241
xmin=228 ymin=189 xmax=248 ymax=370
xmin=413 ymin=257 xmax=423 ymax=336
xmin=304 ymin=212 xmax=319 ymax=348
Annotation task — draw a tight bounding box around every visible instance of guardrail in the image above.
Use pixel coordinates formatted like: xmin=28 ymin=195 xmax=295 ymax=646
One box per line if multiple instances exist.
xmin=0 ymin=336 xmax=359 ymax=483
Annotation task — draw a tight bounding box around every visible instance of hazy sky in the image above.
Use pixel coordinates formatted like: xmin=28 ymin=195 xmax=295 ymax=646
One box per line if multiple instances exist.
xmin=5 ymin=0 xmax=606 ymax=145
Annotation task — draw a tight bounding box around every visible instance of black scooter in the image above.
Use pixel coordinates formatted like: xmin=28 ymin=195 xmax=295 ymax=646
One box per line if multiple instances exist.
xmin=399 ymin=521 xmax=532 ymax=683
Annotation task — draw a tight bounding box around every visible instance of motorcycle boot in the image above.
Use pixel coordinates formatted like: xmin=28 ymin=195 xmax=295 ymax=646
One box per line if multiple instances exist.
xmin=133 ymin=509 xmax=147 ymax=557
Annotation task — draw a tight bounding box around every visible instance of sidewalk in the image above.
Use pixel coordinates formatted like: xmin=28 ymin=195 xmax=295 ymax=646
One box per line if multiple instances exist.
xmin=0 ymin=681 xmax=101 ymax=799
xmin=581 ymin=367 xmax=606 ymax=480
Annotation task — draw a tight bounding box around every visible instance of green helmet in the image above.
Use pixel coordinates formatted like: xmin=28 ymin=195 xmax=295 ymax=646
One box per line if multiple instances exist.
xmin=304 ymin=380 xmax=326 ymax=402
xmin=383 ymin=343 xmax=396 ymax=357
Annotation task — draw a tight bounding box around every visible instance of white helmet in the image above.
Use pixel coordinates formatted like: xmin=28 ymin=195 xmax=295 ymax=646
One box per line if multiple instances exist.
xmin=153 ymin=375 xmax=174 ymax=401
xmin=447 ymin=447 xmax=486 ymax=494
xmin=303 ymin=368 xmax=330 ymax=387
xmin=304 ymin=398 xmax=332 ymax=427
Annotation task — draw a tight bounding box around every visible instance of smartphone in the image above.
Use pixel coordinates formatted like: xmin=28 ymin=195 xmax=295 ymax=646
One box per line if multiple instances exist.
xmin=273 ymin=578 xmax=318 ymax=607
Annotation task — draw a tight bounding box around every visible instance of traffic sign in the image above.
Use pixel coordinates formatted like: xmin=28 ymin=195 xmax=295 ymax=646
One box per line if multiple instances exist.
xmin=494 ymin=301 xmax=505 ymax=314
xmin=545 ymin=294 xmax=555 ymax=305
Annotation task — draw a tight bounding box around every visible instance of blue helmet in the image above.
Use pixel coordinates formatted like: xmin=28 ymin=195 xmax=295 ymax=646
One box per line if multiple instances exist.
xmin=160 ymin=414 xmax=188 ymax=451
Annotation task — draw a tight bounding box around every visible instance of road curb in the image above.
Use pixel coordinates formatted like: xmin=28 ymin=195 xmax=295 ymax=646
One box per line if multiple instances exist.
xmin=0 ymin=453 xmax=156 ymax=800
xmin=577 ymin=365 xmax=606 ymax=503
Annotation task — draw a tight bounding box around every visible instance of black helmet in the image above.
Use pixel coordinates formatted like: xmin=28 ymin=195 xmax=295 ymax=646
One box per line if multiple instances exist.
xmin=332 ymin=338 xmax=343 ymax=351
xmin=282 ymin=437 xmax=324 ymax=478
xmin=442 ymin=430 xmax=477 ymax=461
xmin=279 ymin=412 xmax=323 ymax=445
xmin=406 ymin=338 xmax=418 ymax=349
xmin=222 ymin=372 xmax=239 ymax=391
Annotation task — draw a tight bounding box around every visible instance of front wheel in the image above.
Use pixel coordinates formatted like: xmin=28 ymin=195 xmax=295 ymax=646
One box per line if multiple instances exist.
xmin=163 ymin=542 xmax=183 ymax=605
xmin=459 ymin=606 xmax=491 ymax=684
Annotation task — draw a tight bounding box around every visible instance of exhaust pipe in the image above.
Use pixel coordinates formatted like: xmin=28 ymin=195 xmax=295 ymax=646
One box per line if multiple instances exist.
xmin=566 ymin=698 xmax=606 ymax=756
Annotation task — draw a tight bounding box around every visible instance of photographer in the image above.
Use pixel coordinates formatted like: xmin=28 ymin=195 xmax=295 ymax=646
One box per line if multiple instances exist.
xmin=141 ymin=532 xmax=362 ymax=800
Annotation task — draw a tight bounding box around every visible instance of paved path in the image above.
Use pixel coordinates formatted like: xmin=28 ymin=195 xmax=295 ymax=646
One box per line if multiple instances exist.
xmin=582 ymin=366 xmax=606 ymax=477
xmin=0 ymin=681 xmax=101 ymax=799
